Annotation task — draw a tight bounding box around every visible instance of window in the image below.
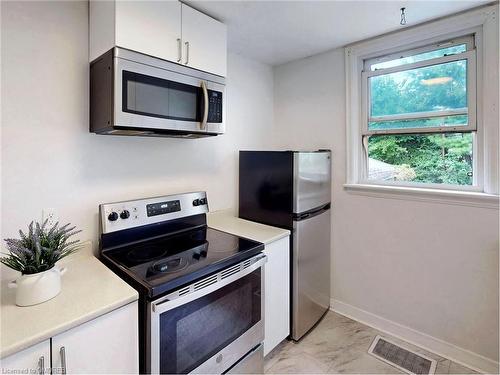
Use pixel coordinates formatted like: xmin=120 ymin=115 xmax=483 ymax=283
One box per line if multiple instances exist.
xmin=361 ymin=36 xmax=477 ymax=188
xmin=346 ymin=7 xmax=499 ymax=207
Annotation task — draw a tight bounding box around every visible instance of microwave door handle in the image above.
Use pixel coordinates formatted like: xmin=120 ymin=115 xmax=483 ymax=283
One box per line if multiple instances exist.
xmin=200 ymin=81 xmax=209 ymax=130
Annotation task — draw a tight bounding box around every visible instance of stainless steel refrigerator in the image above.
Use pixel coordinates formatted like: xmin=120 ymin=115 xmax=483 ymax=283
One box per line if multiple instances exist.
xmin=239 ymin=150 xmax=331 ymax=341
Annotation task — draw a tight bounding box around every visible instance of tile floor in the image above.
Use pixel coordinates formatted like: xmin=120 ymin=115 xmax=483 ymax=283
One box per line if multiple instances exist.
xmin=264 ymin=311 xmax=478 ymax=374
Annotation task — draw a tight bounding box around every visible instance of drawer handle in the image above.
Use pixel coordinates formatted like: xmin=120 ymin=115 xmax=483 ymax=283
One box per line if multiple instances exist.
xmin=60 ymin=346 xmax=67 ymax=375
xmin=38 ymin=355 xmax=45 ymax=375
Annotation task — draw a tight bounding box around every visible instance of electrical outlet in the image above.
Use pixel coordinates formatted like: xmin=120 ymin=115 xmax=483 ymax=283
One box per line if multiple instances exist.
xmin=42 ymin=208 xmax=59 ymax=227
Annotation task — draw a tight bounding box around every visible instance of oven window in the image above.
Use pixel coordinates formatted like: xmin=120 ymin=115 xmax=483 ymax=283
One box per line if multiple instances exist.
xmin=158 ymin=269 xmax=261 ymax=374
xmin=123 ymin=71 xmax=201 ymax=122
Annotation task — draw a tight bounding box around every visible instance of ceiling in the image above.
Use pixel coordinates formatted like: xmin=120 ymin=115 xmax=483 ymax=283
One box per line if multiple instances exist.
xmin=186 ymin=0 xmax=490 ymax=66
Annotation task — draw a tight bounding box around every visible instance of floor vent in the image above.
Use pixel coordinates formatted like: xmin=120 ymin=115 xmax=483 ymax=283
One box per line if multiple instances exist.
xmin=368 ymin=335 xmax=437 ymax=374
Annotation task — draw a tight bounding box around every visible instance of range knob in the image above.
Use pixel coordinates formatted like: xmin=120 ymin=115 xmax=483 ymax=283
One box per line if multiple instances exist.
xmin=192 ymin=199 xmax=200 ymax=206
xmin=120 ymin=210 xmax=130 ymax=219
xmin=199 ymin=198 xmax=207 ymax=205
xmin=108 ymin=212 xmax=119 ymax=221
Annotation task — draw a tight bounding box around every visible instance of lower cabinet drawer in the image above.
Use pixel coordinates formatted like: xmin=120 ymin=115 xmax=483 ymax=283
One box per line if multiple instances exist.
xmin=227 ymin=344 xmax=264 ymax=374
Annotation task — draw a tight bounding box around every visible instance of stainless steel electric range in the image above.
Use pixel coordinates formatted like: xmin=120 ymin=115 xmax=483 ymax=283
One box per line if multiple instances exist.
xmin=98 ymin=192 xmax=266 ymax=374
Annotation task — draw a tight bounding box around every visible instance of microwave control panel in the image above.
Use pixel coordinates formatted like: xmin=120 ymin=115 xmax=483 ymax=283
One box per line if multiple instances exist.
xmin=207 ymin=90 xmax=223 ymax=123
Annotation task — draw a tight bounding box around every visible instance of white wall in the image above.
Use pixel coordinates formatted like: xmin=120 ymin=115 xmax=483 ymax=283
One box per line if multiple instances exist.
xmin=0 ymin=1 xmax=274 ymax=262
xmin=273 ymin=48 xmax=499 ymax=366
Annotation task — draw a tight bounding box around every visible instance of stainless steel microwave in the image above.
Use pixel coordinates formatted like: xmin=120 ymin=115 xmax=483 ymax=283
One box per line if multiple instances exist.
xmin=90 ymin=48 xmax=225 ymax=138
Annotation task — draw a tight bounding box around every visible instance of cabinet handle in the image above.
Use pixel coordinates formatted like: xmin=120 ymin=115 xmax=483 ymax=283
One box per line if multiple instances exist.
xmin=38 ymin=355 xmax=45 ymax=375
xmin=60 ymin=346 xmax=67 ymax=375
xmin=176 ymin=38 xmax=182 ymax=63
xmin=184 ymin=41 xmax=190 ymax=65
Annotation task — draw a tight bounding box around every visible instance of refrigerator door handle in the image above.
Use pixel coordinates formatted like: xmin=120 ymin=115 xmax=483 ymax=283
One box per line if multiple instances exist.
xmin=293 ymin=203 xmax=331 ymax=221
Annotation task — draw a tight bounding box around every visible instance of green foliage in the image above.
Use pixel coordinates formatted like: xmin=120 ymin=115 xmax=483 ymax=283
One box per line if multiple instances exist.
xmin=368 ymin=133 xmax=472 ymax=185
xmin=370 ymin=60 xmax=467 ymax=117
xmin=368 ymin=55 xmax=473 ymax=185
xmin=1 ymin=220 xmax=81 ymax=275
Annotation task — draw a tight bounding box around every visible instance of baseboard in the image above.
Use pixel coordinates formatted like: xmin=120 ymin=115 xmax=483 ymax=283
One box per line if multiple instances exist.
xmin=331 ymin=299 xmax=499 ymax=374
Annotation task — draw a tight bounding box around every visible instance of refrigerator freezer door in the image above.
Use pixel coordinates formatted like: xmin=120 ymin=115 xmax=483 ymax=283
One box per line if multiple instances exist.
xmin=239 ymin=151 xmax=294 ymax=230
xmin=292 ymin=208 xmax=331 ymax=340
xmin=293 ymin=151 xmax=331 ymax=214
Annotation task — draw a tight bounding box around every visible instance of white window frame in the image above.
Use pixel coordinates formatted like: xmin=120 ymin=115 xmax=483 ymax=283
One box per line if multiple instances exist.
xmin=362 ymin=36 xmax=476 ymax=135
xmin=345 ymin=4 xmax=499 ymax=208
xmin=364 ymin=35 xmax=474 ymax=71
xmin=361 ymin=35 xmax=479 ymax=191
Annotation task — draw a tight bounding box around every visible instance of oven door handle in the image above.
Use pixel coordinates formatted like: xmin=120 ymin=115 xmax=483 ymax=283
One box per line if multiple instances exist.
xmin=200 ymin=80 xmax=209 ymax=130
xmin=151 ymin=254 xmax=267 ymax=315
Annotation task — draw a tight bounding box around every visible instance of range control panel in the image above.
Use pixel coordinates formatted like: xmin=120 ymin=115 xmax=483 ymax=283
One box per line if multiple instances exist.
xmin=100 ymin=191 xmax=209 ymax=234
xmin=146 ymin=200 xmax=181 ymax=217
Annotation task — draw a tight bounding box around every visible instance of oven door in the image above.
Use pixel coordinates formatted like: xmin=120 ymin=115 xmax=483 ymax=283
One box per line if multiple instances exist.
xmin=148 ymin=254 xmax=266 ymax=374
xmin=115 ymin=57 xmax=225 ymax=135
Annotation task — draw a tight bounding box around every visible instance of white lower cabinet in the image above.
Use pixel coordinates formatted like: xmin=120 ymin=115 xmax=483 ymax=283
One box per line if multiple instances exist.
xmin=1 ymin=302 xmax=138 ymax=375
xmin=263 ymin=236 xmax=290 ymax=356
xmin=1 ymin=339 xmax=50 ymax=374
xmin=51 ymin=302 xmax=138 ymax=374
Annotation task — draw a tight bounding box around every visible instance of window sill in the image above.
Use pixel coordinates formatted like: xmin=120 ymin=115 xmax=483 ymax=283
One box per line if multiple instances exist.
xmin=343 ymin=183 xmax=499 ymax=209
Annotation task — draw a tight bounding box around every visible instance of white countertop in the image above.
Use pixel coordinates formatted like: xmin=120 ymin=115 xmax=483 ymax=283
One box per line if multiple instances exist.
xmin=0 ymin=241 xmax=138 ymax=359
xmin=1 ymin=214 xmax=288 ymax=359
xmin=207 ymin=210 xmax=290 ymax=244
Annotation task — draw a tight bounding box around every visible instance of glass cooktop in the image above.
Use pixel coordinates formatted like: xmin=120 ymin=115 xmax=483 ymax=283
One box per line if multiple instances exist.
xmin=102 ymin=226 xmax=264 ymax=298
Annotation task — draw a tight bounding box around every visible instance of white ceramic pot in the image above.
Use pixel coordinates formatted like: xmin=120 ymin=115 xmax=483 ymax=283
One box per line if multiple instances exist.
xmin=8 ymin=266 xmax=67 ymax=306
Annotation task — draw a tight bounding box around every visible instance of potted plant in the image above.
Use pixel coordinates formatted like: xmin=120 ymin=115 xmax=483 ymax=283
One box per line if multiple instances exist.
xmin=1 ymin=220 xmax=81 ymax=306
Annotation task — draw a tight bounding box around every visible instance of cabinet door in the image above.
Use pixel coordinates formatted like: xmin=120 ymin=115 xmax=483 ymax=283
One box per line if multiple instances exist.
xmin=115 ymin=1 xmax=181 ymax=63
xmin=263 ymin=236 xmax=290 ymax=356
xmin=89 ymin=0 xmax=116 ymax=62
xmin=181 ymin=4 xmax=227 ymax=77
xmin=51 ymin=302 xmax=138 ymax=374
xmin=1 ymin=340 xmax=50 ymax=374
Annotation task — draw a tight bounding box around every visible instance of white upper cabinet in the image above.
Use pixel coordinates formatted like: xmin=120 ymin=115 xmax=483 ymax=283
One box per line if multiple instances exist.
xmin=181 ymin=4 xmax=227 ymax=77
xmin=115 ymin=1 xmax=182 ymax=64
xmin=90 ymin=1 xmax=227 ymax=77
